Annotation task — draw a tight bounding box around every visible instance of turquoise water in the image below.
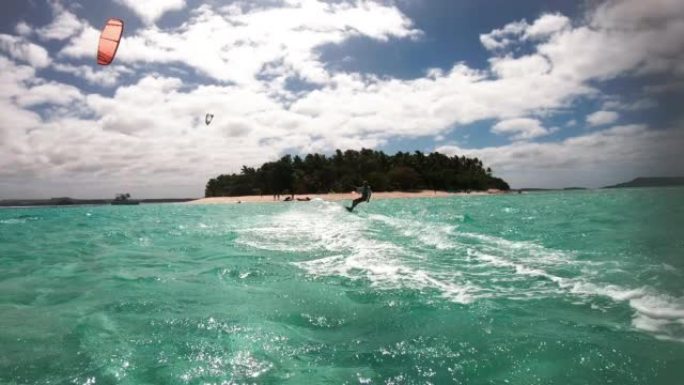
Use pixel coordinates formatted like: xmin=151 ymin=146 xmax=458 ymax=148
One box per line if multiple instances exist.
xmin=1 ymin=188 xmax=683 ymax=384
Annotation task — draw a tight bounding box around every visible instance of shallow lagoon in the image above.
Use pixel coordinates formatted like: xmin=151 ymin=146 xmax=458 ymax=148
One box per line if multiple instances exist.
xmin=1 ymin=188 xmax=683 ymax=384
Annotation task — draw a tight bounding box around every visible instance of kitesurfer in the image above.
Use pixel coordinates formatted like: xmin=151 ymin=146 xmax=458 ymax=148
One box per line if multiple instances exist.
xmin=347 ymin=181 xmax=371 ymax=212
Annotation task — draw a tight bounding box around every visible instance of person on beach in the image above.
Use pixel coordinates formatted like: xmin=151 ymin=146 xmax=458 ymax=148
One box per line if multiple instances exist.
xmin=347 ymin=181 xmax=372 ymax=212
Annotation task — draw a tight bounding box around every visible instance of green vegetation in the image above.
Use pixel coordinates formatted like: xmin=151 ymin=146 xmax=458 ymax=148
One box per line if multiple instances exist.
xmin=205 ymin=149 xmax=509 ymax=197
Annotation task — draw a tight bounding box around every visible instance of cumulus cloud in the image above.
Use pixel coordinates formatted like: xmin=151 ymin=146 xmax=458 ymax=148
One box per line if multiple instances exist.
xmin=38 ymin=2 xmax=87 ymax=40
xmin=587 ymin=110 xmax=619 ymax=126
xmin=58 ymin=25 xmax=100 ymax=59
xmin=116 ymin=0 xmax=187 ymax=25
xmin=61 ymin=1 xmax=421 ymax=85
xmin=2 ymin=0 xmax=684 ymax=196
xmin=437 ymin=125 xmax=684 ymax=188
xmin=52 ymin=63 xmax=131 ymax=87
xmin=492 ymin=118 xmax=550 ymax=140
xmin=0 ymin=34 xmax=50 ymax=68
xmin=541 ymin=3 xmax=684 ymax=81
xmin=479 ymin=20 xmax=527 ymax=51
xmin=483 ymin=1 xmax=684 ymax=83
xmin=0 ymin=58 xmax=45 ymax=163
xmin=591 ymin=0 xmax=684 ymax=29
xmin=479 ymin=13 xmax=570 ymax=51
xmin=0 ymin=57 xmax=89 ymax=128
xmin=525 ymin=13 xmax=571 ymax=39
xmin=15 ymin=82 xmax=84 ymax=107
xmin=15 ymin=21 xmax=33 ymax=37
xmin=489 ymin=54 xmax=551 ymax=78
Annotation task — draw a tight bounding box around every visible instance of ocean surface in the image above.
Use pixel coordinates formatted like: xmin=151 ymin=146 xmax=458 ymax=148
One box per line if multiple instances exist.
xmin=1 ymin=188 xmax=683 ymax=385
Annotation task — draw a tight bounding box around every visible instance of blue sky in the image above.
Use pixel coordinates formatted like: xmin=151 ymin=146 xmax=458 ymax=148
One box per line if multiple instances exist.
xmin=1 ymin=0 xmax=683 ymax=198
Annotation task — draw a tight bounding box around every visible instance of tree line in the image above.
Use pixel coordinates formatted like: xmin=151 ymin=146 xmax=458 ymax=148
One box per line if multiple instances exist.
xmin=205 ymin=149 xmax=509 ymax=197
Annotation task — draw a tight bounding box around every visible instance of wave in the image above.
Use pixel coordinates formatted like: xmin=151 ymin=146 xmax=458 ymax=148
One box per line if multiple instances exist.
xmin=237 ymin=200 xmax=476 ymax=304
xmin=235 ymin=200 xmax=684 ymax=342
xmin=561 ymin=281 xmax=684 ymax=342
xmin=0 ymin=215 xmax=40 ymax=225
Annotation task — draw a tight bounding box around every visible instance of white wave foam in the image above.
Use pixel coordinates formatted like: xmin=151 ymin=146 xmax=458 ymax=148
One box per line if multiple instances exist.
xmin=0 ymin=217 xmax=37 ymax=224
xmin=237 ymin=201 xmax=684 ymax=341
xmin=237 ymin=200 xmax=477 ymax=303
xmin=472 ymin=251 xmax=552 ymax=279
xmin=457 ymin=231 xmax=572 ymax=266
xmin=236 ymin=200 xmax=366 ymax=253
xmin=566 ymin=281 xmax=684 ymax=341
xmin=428 ymin=224 xmax=684 ymax=342
xmin=295 ymin=254 xmax=475 ymax=304
xmin=367 ymin=214 xmax=457 ymax=250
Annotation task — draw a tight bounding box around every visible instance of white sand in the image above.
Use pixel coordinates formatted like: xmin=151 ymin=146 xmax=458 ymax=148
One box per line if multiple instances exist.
xmin=189 ymin=190 xmax=502 ymax=204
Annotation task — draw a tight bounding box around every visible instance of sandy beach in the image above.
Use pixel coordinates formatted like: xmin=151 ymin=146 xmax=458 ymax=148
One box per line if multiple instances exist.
xmin=189 ymin=190 xmax=502 ymax=204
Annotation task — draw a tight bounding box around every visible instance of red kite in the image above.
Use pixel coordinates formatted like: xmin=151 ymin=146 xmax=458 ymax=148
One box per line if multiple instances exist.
xmin=97 ymin=18 xmax=124 ymax=65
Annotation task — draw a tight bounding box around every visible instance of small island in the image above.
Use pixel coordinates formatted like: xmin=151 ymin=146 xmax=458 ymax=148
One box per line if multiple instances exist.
xmin=205 ymin=149 xmax=509 ymax=198
xmin=604 ymin=177 xmax=684 ymax=189
xmin=111 ymin=193 xmax=139 ymax=205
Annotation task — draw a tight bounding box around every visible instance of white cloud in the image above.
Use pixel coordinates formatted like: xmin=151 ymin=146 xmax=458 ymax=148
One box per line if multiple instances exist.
xmin=0 ymin=57 xmax=85 ymax=136
xmin=525 ymin=13 xmax=571 ymax=39
xmin=0 ymin=58 xmax=54 ymax=163
xmin=0 ymin=56 xmax=35 ymax=93
xmin=479 ymin=13 xmax=570 ymax=51
xmin=492 ymin=118 xmax=550 ymax=140
xmin=541 ymin=12 xmax=684 ymax=82
xmin=61 ymin=1 xmax=421 ymax=85
xmin=0 ymin=34 xmax=50 ymax=68
xmin=489 ymin=54 xmax=551 ymax=78
xmin=116 ymin=0 xmax=187 ymax=25
xmin=479 ymin=20 xmax=527 ymax=50
xmin=591 ymin=0 xmax=684 ymax=29
xmin=52 ymin=63 xmax=131 ymax=87
xmin=38 ymin=2 xmax=87 ymax=40
xmin=58 ymin=26 xmax=100 ymax=59
xmin=15 ymin=21 xmax=32 ymax=36
xmin=0 ymin=57 xmax=79 ymax=105
xmin=2 ymin=0 xmax=684 ymax=196
xmin=15 ymin=82 xmax=84 ymax=107
xmin=288 ymin=62 xmax=593 ymax=140
xmin=587 ymin=110 xmax=619 ymax=126
xmin=0 ymin=62 xmax=587 ymax=194
xmin=437 ymin=125 xmax=684 ymax=188
xmin=481 ymin=2 xmax=684 ymax=83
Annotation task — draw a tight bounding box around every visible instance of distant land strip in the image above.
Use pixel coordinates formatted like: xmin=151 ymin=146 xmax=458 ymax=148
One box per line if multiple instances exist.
xmin=0 ymin=198 xmax=196 ymax=207
xmin=603 ymin=177 xmax=684 ymax=189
